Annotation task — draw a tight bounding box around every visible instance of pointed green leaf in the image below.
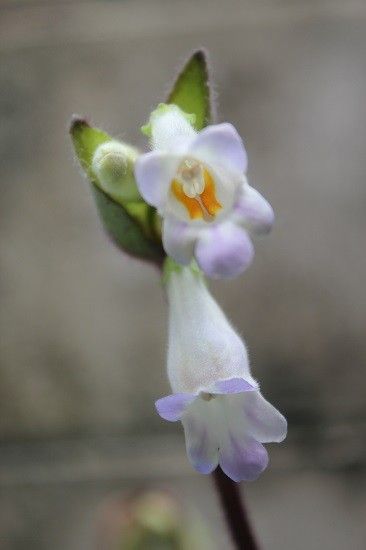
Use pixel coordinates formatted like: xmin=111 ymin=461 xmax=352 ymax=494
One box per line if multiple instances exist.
xmin=167 ymin=50 xmax=212 ymax=130
xmin=70 ymin=117 xmax=164 ymax=265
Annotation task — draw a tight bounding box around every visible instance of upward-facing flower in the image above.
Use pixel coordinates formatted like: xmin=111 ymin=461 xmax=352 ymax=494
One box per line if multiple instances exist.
xmin=135 ymin=104 xmax=274 ymax=279
xmin=155 ymin=264 xmax=287 ymax=482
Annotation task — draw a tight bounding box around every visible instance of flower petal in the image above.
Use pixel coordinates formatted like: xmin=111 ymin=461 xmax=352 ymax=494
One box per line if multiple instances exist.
xmin=150 ymin=105 xmax=196 ymax=153
xmin=189 ymin=123 xmax=248 ymax=177
xmin=162 ymin=217 xmax=198 ymax=265
xmin=182 ymin=399 xmax=219 ymax=474
xmin=166 ymin=268 xmax=253 ymax=394
xmin=211 ymin=377 xmax=257 ymax=395
xmin=243 ymin=391 xmax=287 ymax=443
xmin=195 ymin=222 xmax=254 ymax=279
xmin=233 ymin=185 xmax=274 ymax=235
xmin=135 ymin=151 xmax=179 ymax=208
xmin=155 ymin=393 xmax=197 ymax=422
xmin=219 ymin=435 xmax=269 ymax=482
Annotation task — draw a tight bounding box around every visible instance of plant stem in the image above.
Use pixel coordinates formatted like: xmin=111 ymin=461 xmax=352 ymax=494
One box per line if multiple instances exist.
xmin=212 ymin=467 xmax=259 ymax=550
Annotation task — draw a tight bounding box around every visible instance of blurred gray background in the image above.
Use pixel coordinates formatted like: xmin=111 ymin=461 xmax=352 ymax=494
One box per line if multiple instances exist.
xmin=1 ymin=0 xmax=366 ymax=548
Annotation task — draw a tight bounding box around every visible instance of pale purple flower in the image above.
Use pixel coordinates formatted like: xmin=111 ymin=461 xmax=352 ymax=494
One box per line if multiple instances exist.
xmin=135 ymin=104 xmax=274 ymax=279
xmin=156 ymin=266 xmax=287 ymax=482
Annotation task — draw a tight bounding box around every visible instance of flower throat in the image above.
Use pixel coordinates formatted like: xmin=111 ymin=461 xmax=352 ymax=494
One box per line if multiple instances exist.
xmin=171 ymin=159 xmax=222 ymax=221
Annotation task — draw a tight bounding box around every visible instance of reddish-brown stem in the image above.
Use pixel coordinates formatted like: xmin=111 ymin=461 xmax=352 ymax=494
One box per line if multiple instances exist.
xmin=212 ymin=467 xmax=259 ymax=550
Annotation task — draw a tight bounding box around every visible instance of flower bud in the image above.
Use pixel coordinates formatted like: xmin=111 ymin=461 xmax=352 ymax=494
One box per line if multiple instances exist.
xmin=96 ymin=491 xmax=212 ymax=549
xmin=92 ymin=140 xmax=141 ymax=203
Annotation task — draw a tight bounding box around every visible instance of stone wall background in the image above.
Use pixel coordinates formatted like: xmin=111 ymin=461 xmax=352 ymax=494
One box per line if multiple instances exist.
xmin=0 ymin=1 xmax=365 ymax=548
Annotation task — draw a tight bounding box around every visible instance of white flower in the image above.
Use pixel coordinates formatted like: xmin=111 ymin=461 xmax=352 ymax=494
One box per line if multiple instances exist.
xmin=156 ymin=266 xmax=287 ymax=482
xmin=135 ymin=104 xmax=274 ymax=279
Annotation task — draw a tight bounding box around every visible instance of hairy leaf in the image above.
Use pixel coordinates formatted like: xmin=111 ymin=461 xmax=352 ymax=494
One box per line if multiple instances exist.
xmin=167 ymin=50 xmax=212 ymax=130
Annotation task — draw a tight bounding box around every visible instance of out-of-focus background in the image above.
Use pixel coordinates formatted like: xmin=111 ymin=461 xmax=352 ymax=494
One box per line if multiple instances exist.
xmin=1 ymin=0 xmax=366 ymax=548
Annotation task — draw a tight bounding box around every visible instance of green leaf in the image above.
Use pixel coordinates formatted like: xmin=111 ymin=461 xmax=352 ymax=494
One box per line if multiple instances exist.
xmin=167 ymin=50 xmax=212 ymax=130
xmin=70 ymin=117 xmax=164 ymax=265
xmin=91 ymin=185 xmax=164 ymax=264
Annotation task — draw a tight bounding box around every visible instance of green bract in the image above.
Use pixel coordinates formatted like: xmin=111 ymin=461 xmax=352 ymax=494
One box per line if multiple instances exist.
xmin=167 ymin=50 xmax=212 ymax=130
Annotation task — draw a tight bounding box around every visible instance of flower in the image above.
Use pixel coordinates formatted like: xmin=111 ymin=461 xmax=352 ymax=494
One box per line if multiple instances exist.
xmin=156 ymin=265 xmax=287 ymax=482
xmin=135 ymin=104 xmax=274 ymax=279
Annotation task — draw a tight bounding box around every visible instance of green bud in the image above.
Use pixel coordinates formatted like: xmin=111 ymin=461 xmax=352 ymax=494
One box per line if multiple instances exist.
xmin=92 ymin=140 xmax=141 ymax=203
xmin=97 ymin=491 xmax=212 ymax=550
xmin=70 ymin=117 xmax=164 ymax=265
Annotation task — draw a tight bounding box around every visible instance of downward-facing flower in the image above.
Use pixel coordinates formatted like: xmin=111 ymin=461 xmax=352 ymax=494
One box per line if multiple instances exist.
xmin=155 ymin=265 xmax=287 ymax=482
xmin=135 ymin=104 xmax=274 ymax=279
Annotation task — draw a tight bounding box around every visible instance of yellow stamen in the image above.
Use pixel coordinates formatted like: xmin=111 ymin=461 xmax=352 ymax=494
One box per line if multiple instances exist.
xmin=171 ymin=168 xmax=222 ymax=220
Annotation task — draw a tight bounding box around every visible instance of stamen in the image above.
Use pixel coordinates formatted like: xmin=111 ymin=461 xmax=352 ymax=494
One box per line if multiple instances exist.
xmin=171 ymin=158 xmax=222 ymax=221
xmin=177 ymin=160 xmax=205 ymax=198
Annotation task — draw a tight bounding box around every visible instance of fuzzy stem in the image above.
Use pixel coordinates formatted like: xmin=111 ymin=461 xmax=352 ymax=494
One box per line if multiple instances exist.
xmin=212 ymin=467 xmax=259 ymax=550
